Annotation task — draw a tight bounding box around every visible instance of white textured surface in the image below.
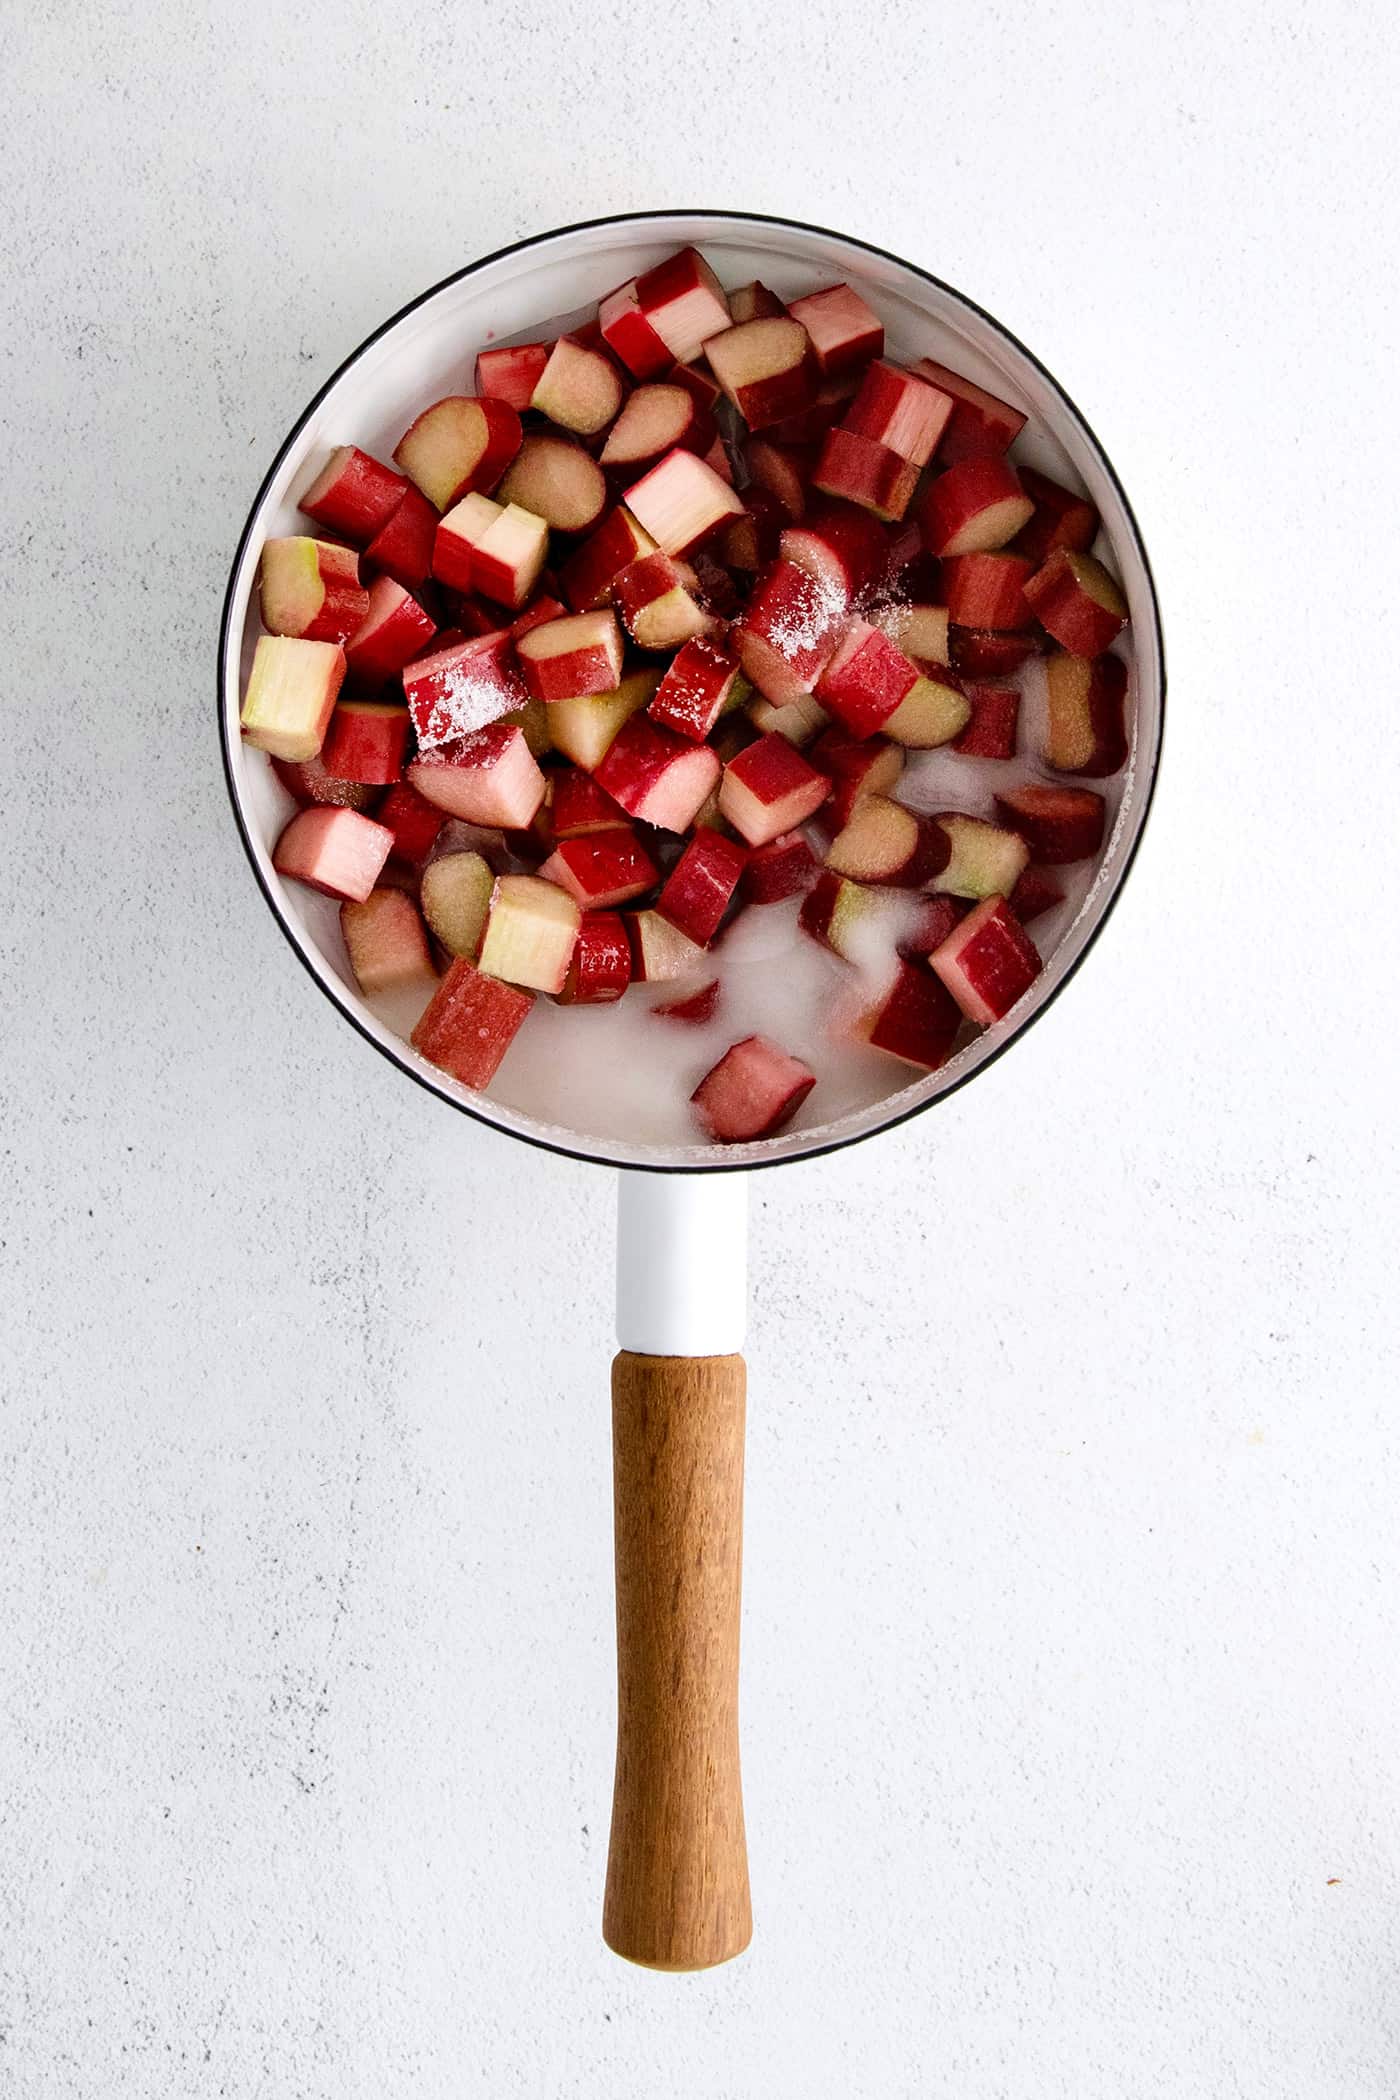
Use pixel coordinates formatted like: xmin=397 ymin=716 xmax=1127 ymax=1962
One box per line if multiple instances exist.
xmin=2 ymin=3 xmax=1397 ymax=2093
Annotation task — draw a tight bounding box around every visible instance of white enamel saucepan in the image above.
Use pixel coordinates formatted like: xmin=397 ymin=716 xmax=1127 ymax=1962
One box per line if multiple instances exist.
xmin=219 ymin=209 xmax=1165 ymax=1971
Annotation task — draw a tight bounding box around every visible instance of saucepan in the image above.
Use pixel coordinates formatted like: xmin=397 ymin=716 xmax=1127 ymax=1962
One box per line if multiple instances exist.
xmin=218 ymin=208 xmax=1164 ymax=1971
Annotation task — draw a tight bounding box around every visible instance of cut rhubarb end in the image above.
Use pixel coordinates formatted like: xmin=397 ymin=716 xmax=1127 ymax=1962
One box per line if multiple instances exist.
xmin=258 ymin=537 xmax=368 ymax=645
xmin=546 ymin=669 xmax=658 ymax=771
xmin=1045 ymin=651 xmax=1129 ymax=776
xmin=690 ymin=1035 xmax=816 ymax=1144
xmin=516 ymin=609 xmax=625 ymax=703
xmin=874 ymin=602 xmax=951 ymax=669
xmin=930 ymin=895 xmax=1042 ymax=1024
xmin=622 ymin=447 xmax=744 ymax=557
xmin=909 ymin=357 xmax=1028 ymax=463
xmin=393 ymin=397 xmax=522 ymax=511
xmin=1023 ymin=547 xmax=1129 ymax=656
xmin=656 ymin=826 xmax=749 ymax=946
xmin=530 ymin=334 xmax=626 ymax=436
xmin=420 ymin=850 xmax=495 ymax=959
xmin=746 ymin=438 xmax=813 ymax=523
xmin=558 ymin=911 xmax=633 ymax=1004
xmin=994 ymin=783 xmax=1107 ymax=864
xmin=497 ymin=433 xmax=607 ymax=535
xmin=407 ymin=722 xmax=546 ymax=830
xmin=599 ymin=383 xmax=712 ymax=474
xmin=299 ymin=445 xmax=408 ymax=542
xmin=824 ymin=795 xmax=949 ymax=889
xmin=745 ymin=690 xmax=829 ymax=747
xmin=340 ymin=887 xmax=437 ymax=999
xmin=320 ymin=700 xmax=411 ymax=786
xmin=918 ymin=455 xmax=1034 ymax=558
xmin=411 ymin=959 xmax=534 ymax=1087
xmin=741 ymin=829 xmax=820 ymax=906
xmin=728 ymin=280 xmax=786 ymax=325
xmin=611 ymin=550 xmax=713 ymax=650
xmin=718 ymin=732 xmax=830 ymax=848
xmin=934 ymin=814 xmax=1031 ymax=899
xmin=477 ymin=872 xmax=581 ymax=995
xmin=785 ymin=283 xmax=884 ymax=377
xmin=240 ymin=635 xmax=346 ymax=762
xmin=626 ymin=910 xmax=708 ymax=985
xmin=860 ymin=960 xmax=962 ymax=1071
xmin=808 ymin=728 xmax=904 ymax=828
xmin=882 ymin=667 xmax=970 ymax=749
xmin=704 ymin=317 xmax=816 ymax=431
xmin=539 ymin=827 xmax=659 ymax=911
xmin=475 ymin=341 xmax=550 ymax=412
xmin=272 ymin=805 xmax=393 ymax=903
xmin=594 ymin=716 xmax=721 ymax=833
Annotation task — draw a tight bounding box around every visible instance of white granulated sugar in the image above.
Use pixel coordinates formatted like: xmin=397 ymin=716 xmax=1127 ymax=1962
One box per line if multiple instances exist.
xmin=417 ymin=666 xmax=514 ymax=749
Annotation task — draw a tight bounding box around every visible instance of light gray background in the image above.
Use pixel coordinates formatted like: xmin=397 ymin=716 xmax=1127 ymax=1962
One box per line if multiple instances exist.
xmin=4 ymin=4 xmax=1397 ymax=2095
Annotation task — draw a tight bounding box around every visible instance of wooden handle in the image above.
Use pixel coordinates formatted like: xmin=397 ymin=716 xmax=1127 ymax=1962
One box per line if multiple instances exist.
xmin=603 ymin=1350 xmax=752 ymax=1971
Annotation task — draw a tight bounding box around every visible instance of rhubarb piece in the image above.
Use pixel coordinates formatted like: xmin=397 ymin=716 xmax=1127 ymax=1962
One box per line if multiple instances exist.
xmin=1044 ymin=651 xmax=1128 ymax=776
xmin=653 ymin=980 xmax=721 ymax=1024
xmin=1010 ymin=466 xmax=1100 ymax=566
xmin=529 ymin=334 xmax=626 ymax=436
xmin=883 ymin=665 xmax=970 ymax=748
xmin=269 ymin=754 xmax=378 ymax=813
xmin=808 ymin=727 xmax=904 ymax=827
xmin=516 ymin=610 xmax=624 ymax=703
xmin=656 ymin=827 xmax=748 ymax=945
xmin=859 ymin=959 xmax=961 ymax=1070
xmin=1008 ymin=866 xmax=1065 ymax=925
xmin=551 ymin=766 xmax=627 ymax=837
xmin=411 ymin=958 xmax=533 ymax=1087
xmin=668 ymin=358 xmax=724 ymax=412
xmin=649 ymin=636 xmax=741 ymax=742
xmin=800 ymin=869 xmax=898 ymax=961
xmin=735 ymin=558 xmax=843 ymax=705
xmin=918 ymin=455 xmax=1034 ymax=557
xmin=909 ymin=357 xmax=1027 ymax=463
xmin=842 ymin=361 xmax=952 ymax=467
xmin=558 ymin=911 xmax=632 ymax=1003
xmin=258 ymin=537 xmax=368 ymax=644
xmin=948 ymin=625 xmax=1041 ymax=676
xmin=393 ymin=397 xmax=522 ymax=510
xmin=477 ymin=873 xmax=580 ymax=994
xmin=420 ymin=850 xmax=495 ymax=958
xmin=403 ymin=630 xmax=527 ymax=747
xmin=345 ymin=576 xmax=437 ymax=687
xmin=690 ymin=1035 xmax=815 ymax=1143
xmin=816 ymin=619 xmax=921 ymax=737
xmin=363 ymin=486 xmax=439 ymax=590
xmin=508 ymin=592 xmax=569 ymax=640
xmin=240 ymin=635 xmax=345 ymax=761
xmin=746 ymin=438 xmax=813 ymax=522
xmin=407 ymin=722 xmax=546 ymax=829
xmin=547 ymin=669 xmax=658 ymax=770
xmin=779 ymin=500 xmax=888 ymax=608
xmin=766 ymin=372 xmax=863 ymax=444
xmin=475 ymin=341 xmax=550 ymax=411
xmin=497 ymin=433 xmax=607 ymax=535
xmin=785 ymin=283 xmax=884 ymax=377
xmin=811 ymin=428 xmax=919 ymax=522
xmin=340 ymin=887 xmax=436 ymax=998
xmin=718 ymin=732 xmax=830 ymax=847
xmin=598 ymin=279 xmax=673 ymax=380
xmin=994 ymin=783 xmax=1106 ymax=863
xmin=728 ymin=280 xmax=786 ymax=324
xmin=539 ymin=827 xmax=658 ymax=910
xmin=433 ymin=493 xmax=549 ymax=609
xmin=952 ymin=681 xmax=1021 ymax=760
xmin=741 ymin=829 xmax=819 ymax=905
xmin=634 ymin=246 xmax=732 ymax=364
xmin=560 ymin=505 xmax=657 ymax=611
xmin=933 ymin=814 xmax=1030 ymax=899
xmin=611 ymin=550 xmax=713 ymax=649
xmin=626 ymin=910 xmax=708 ymax=983
xmin=498 ymin=696 xmax=552 ymax=759
xmin=942 ymin=551 xmax=1035 ymax=630
xmin=299 ymin=445 xmax=407 ymax=542
xmin=745 ymin=691 xmax=828 ymax=745
xmin=719 ymin=490 xmax=785 ymax=572
xmin=914 ymin=894 xmax=970 ymax=955
xmin=376 ymin=779 xmax=446 ymax=864
xmin=1022 ymin=547 xmax=1128 ymax=656
xmin=320 ymin=699 xmax=410 ymax=786
xmin=704 ymin=317 xmax=816 ymax=430
xmin=622 ymin=447 xmax=744 ymax=556
xmin=599 ymin=383 xmax=713 ymax=474
xmin=875 ymin=602 xmax=950 ymax=668
xmin=594 ymin=717 xmax=721 ymax=833
xmin=930 ymin=895 xmax=1041 ymax=1023
xmin=824 ymin=795 xmax=949 ymax=888
xmin=272 ymin=805 xmax=393 ymax=903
